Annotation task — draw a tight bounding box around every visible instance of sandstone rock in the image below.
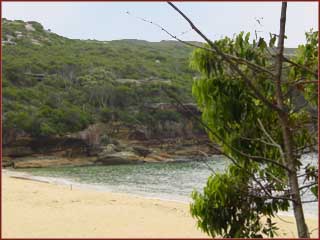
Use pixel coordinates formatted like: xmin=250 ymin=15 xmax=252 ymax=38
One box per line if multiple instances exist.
xmin=144 ymin=154 xmax=174 ymax=162
xmin=69 ymin=123 xmax=106 ymax=147
xmin=96 ymin=151 xmax=144 ymax=165
xmin=2 ymin=157 xmax=14 ymax=168
xmin=97 ymin=144 xmax=118 ymax=158
xmin=25 ymin=23 xmax=35 ymax=31
xmin=105 ymin=144 xmax=117 ymax=153
xmin=132 ymin=146 xmax=152 ymax=157
xmin=12 ymin=156 xmax=97 ymax=168
xmin=129 ymin=128 xmax=149 ymax=140
xmin=3 ymin=146 xmax=34 ymax=158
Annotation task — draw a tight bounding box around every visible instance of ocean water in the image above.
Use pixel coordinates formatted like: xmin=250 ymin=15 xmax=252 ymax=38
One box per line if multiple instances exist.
xmin=10 ymin=154 xmax=318 ymax=217
xmin=12 ymin=155 xmax=228 ymax=201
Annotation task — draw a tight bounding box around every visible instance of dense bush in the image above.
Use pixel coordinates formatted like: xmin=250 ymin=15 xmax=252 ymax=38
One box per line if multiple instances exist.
xmin=2 ymin=19 xmax=196 ymax=138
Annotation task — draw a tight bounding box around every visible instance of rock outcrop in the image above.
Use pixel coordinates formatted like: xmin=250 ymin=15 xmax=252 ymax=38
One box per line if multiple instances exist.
xmin=12 ymin=156 xmax=97 ymax=168
xmin=96 ymin=151 xmax=144 ymax=165
xmin=2 ymin=119 xmax=220 ymax=168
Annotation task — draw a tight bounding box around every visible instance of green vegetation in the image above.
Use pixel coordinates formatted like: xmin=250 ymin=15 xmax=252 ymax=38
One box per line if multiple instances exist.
xmin=2 ymin=18 xmax=196 ymax=139
xmin=3 ymin=11 xmax=317 ymax=239
xmin=189 ymin=28 xmax=318 ymax=238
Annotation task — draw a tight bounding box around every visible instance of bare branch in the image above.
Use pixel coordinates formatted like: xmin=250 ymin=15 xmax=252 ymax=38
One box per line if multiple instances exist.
xmin=292 ymin=80 xmax=318 ymax=86
xmin=240 ymin=136 xmax=281 ymax=148
xmin=248 ymin=183 xmax=294 ymax=202
xmin=247 ymin=155 xmax=290 ymax=171
xmin=299 ymin=182 xmax=318 ymax=190
xmin=300 ymin=187 xmax=310 ymax=197
xmin=127 ymin=10 xmax=275 ymax=77
xmin=265 ymin=171 xmax=287 ymax=185
xmin=249 ymin=192 xmax=294 ymax=202
xmin=297 ymin=170 xmax=318 ymax=178
xmin=167 ymin=2 xmax=282 ymax=113
xmin=301 ymin=199 xmax=318 ymax=204
xmin=282 ymin=56 xmax=318 ymax=78
xmin=167 ymin=2 xmax=213 ymax=46
xmin=197 ymin=150 xmax=216 ymax=174
xmin=257 ymin=118 xmax=285 ymax=163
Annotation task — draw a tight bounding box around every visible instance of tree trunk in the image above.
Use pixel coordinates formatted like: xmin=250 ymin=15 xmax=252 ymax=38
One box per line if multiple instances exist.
xmin=274 ymin=2 xmax=309 ymax=238
xmin=279 ymin=114 xmax=310 ymax=238
xmin=167 ymin=1 xmax=312 ymax=237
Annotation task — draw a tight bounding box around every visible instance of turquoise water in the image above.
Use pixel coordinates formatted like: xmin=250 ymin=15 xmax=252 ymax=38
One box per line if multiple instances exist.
xmin=13 ymin=154 xmax=318 ymax=217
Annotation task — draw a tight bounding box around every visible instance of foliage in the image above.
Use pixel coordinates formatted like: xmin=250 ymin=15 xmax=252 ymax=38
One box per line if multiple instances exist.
xmin=191 ymin=32 xmax=282 ymax=162
xmin=288 ymin=30 xmax=318 ymax=106
xmin=153 ymin=109 xmax=181 ymax=122
xmin=100 ymin=107 xmax=113 ymax=123
xmin=2 ymin=19 xmax=196 ymax=139
xmin=190 ymin=31 xmax=318 ymax=237
xmin=191 ymin=165 xmax=288 ymax=238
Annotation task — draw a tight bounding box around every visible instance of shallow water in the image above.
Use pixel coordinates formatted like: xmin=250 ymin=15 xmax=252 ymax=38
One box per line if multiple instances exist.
xmin=13 ymin=156 xmax=227 ymax=201
xmin=11 ymin=154 xmax=318 ymax=217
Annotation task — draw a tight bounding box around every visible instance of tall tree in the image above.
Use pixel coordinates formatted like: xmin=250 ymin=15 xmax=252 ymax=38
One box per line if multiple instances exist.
xmin=164 ymin=2 xmax=317 ymax=238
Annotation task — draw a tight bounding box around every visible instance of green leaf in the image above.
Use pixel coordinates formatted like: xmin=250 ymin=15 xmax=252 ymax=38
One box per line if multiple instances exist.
xmin=269 ymin=33 xmax=277 ymax=47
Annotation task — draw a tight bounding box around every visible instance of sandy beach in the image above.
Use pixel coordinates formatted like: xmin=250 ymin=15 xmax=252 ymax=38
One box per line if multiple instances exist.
xmin=2 ymin=173 xmax=318 ymax=238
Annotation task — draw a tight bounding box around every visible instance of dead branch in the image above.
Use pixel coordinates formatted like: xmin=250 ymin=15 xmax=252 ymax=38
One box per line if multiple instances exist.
xmin=167 ymin=2 xmax=282 ymax=114
xmin=127 ymin=10 xmax=275 ymax=77
xmin=301 ymin=199 xmax=318 ymax=204
xmin=299 ymin=182 xmax=318 ymax=190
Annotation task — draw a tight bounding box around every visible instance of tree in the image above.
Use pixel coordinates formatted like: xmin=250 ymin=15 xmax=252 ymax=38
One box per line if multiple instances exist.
xmin=163 ymin=2 xmax=317 ymax=238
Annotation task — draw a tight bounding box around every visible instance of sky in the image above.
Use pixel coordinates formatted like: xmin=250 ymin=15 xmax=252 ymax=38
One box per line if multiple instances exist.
xmin=2 ymin=2 xmax=318 ymax=47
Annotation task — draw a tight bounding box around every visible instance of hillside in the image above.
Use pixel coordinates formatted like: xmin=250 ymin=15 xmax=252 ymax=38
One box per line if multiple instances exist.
xmin=2 ymin=18 xmax=216 ymax=167
xmin=2 ymin=18 xmax=200 ymax=137
xmin=1 ymin=19 xmax=299 ymax=168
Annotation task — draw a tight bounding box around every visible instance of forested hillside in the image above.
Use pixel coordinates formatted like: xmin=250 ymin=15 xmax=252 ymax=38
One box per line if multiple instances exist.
xmin=2 ymin=18 xmax=299 ymax=168
xmin=2 ymin=18 xmax=199 ymax=140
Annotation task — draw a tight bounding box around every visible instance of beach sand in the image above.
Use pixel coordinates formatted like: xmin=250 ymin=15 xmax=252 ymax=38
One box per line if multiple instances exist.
xmin=2 ymin=174 xmax=318 ymax=238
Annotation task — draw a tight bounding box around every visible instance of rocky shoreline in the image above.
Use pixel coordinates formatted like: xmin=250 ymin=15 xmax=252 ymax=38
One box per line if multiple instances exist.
xmin=3 ymin=101 xmax=220 ymax=168
xmin=3 ymin=129 xmax=220 ymax=169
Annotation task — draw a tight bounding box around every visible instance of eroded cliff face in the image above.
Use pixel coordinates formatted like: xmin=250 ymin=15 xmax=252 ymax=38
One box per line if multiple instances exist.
xmin=2 ymin=135 xmax=90 ymax=168
xmin=128 ymin=119 xmax=199 ymax=140
xmin=2 ymin=112 xmax=219 ymax=168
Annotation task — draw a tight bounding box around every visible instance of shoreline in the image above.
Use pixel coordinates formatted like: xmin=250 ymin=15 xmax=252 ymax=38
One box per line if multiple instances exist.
xmin=2 ymin=173 xmax=208 ymax=238
xmin=3 ymin=168 xmax=318 ymax=219
xmin=2 ymin=170 xmax=319 ymax=238
xmin=2 ymin=168 xmax=190 ymax=204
